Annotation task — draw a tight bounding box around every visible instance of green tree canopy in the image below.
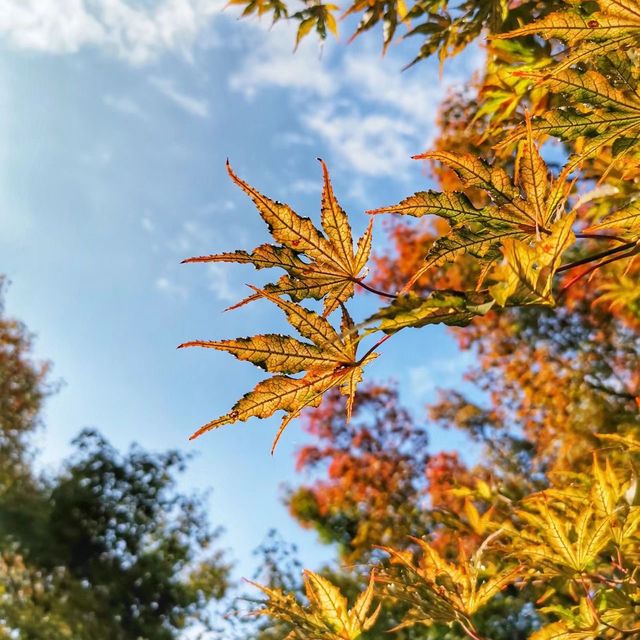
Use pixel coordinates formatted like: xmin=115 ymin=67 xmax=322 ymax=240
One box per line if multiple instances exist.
xmin=0 ymin=284 xmax=231 ymax=639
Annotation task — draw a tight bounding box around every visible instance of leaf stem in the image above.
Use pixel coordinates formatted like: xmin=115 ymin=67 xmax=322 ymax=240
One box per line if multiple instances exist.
xmin=354 ymin=278 xmax=398 ymax=299
xmin=458 ymin=619 xmax=485 ymax=640
xmin=357 ymin=333 xmax=392 ymax=365
xmin=561 ymin=247 xmax=638 ymax=291
xmin=557 ymin=242 xmax=636 ymax=274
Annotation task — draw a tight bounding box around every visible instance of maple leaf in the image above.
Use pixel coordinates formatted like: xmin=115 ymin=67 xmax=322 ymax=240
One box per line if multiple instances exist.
xmin=226 ymin=0 xmax=288 ymax=21
xmin=370 ymin=119 xmax=573 ymax=289
xmin=344 ymin=0 xmax=408 ymax=53
xmin=184 ymin=160 xmax=373 ymax=317
xmin=181 ymin=289 xmax=377 ymax=452
xmin=378 ymin=534 xmax=521 ymax=633
xmin=366 ymin=290 xmax=495 ymax=334
xmin=489 ymin=212 xmax=576 ymax=307
xmin=529 ymin=617 xmax=598 ymax=640
xmin=528 ymin=594 xmax=636 ymax=640
xmin=401 ymin=0 xmax=510 ymax=69
xmin=589 ymin=454 xmax=640 ymax=544
xmin=514 ymin=492 xmax=614 ymax=575
xmin=591 ymin=454 xmax=624 ymax=517
xmin=593 ymin=272 xmax=640 ymax=314
xmin=497 ymin=63 xmax=640 ymax=167
xmin=252 ymin=570 xmax=380 ymax=640
xmin=498 ymin=0 xmax=640 ymax=75
xmin=293 ymin=3 xmax=339 ymax=49
xmin=584 ymin=199 xmax=640 ymax=241
xmin=595 ymin=432 xmax=640 ymax=452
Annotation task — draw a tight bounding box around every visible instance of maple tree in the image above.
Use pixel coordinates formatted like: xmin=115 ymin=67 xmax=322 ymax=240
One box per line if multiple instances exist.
xmin=183 ymin=0 xmax=640 ymax=637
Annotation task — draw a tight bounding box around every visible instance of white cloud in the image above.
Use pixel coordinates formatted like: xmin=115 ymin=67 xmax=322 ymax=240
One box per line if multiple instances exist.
xmin=149 ymin=76 xmax=210 ymax=118
xmin=409 ymin=352 xmax=474 ymax=400
xmin=409 ymin=366 xmax=437 ymax=398
xmin=230 ymin=27 xmax=482 ymax=178
xmin=141 ymin=215 xmax=155 ymax=232
xmin=207 ymin=264 xmax=236 ymax=302
xmin=155 ymin=276 xmax=188 ymax=299
xmin=277 ymin=132 xmax=314 ymax=147
xmin=0 ymin=0 xmax=223 ymax=65
xmin=104 ymin=94 xmax=146 ymax=118
xmin=80 ymin=145 xmax=113 ymax=165
xmin=229 ymin=32 xmax=334 ymax=99
xmin=0 ymin=203 xmax=32 ymax=241
xmin=287 ymin=178 xmax=321 ymax=194
xmin=166 ymin=218 xmax=222 ymax=255
xmin=303 ymin=107 xmax=417 ymax=177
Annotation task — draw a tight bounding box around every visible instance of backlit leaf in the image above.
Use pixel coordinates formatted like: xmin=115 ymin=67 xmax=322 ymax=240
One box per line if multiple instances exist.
xmin=252 ymin=570 xmax=380 ymax=640
xmin=490 ymin=213 xmax=576 ymax=306
xmin=186 ymin=290 xmax=377 ymax=451
xmin=371 ymin=124 xmax=573 ymax=288
xmin=185 ymin=161 xmax=373 ymax=316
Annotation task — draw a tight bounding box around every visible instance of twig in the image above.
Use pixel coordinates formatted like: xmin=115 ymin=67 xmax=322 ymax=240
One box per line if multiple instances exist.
xmin=561 ymin=248 xmax=638 ymax=291
xmin=557 ymin=242 xmax=636 ymax=274
xmin=458 ymin=618 xmax=486 ymax=640
xmin=357 ymin=334 xmax=391 ymax=366
xmin=353 ymin=278 xmax=398 ymax=299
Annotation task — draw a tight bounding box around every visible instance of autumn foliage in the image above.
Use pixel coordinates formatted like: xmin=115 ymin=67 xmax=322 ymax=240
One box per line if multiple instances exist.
xmin=184 ymin=0 xmax=640 ymax=638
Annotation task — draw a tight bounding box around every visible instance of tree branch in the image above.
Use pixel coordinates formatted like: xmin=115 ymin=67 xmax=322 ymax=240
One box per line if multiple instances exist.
xmin=557 ymin=242 xmax=636 ymax=274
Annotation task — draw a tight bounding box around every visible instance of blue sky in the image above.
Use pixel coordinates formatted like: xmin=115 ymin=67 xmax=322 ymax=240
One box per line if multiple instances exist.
xmin=0 ymin=0 xmax=481 ymax=583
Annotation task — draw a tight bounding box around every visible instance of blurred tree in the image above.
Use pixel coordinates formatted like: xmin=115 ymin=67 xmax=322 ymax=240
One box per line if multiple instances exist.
xmin=0 ymin=277 xmax=51 ymax=491
xmin=0 ymin=283 xmax=231 ymax=639
xmin=289 ymin=384 xmax=430 ymax=564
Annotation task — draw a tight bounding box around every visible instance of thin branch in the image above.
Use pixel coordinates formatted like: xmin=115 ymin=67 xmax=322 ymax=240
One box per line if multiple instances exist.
xmin=357 ymin=333 xmax=392 ymax=366
xmin=599 ymin=618 xmax=640 ymax=637
xmin=584 ymin=379 xmax=637 ymax=401
xmin=353 ymin=278 xmax=398 ymax=299
xmin=557 ymin=242 xmax=636 ymax=274
xmin=561 ymin=248 xmax=638 ymax=291
xmin=458 ymin=619 xmax=485 ymax=640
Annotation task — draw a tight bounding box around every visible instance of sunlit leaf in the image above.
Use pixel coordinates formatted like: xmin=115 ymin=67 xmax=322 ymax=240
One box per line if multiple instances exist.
xmin=371 ymin=121 xmax=573 ymax=289
xmin=185 ymin=160 xmax=373 ymax=316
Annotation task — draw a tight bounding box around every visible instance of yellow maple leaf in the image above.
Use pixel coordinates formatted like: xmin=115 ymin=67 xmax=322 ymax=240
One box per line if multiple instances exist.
xmin=498 ymin=0 xmax=640 ymax=75
xmin=370 ymin=117 xmax=573 ymax=289
xmin=183 ymin=289 xmax=377 ymax=451
xmin=251 ymin=570 xmax=380 ymax=640
xmin=185 ymin=160 xmax=372 ymax=317
xmin=490 ymin=212 xmax=576 ymax=306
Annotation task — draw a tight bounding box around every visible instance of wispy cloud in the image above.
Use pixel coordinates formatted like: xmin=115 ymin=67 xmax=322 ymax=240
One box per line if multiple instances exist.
xmin=155 ymin=276 xmax=188 ymax=300
xmin=286 ymin=178 xmax=321 ymax=195
xmin=409 ymin=352 xmax=474 ymax=400
xmin=104 ymin=94 xmax=146 ymax=119
xmin=0 ymin=0 xmax=223 ymax=65
xmin=207 ymin=264 xmax=237 ymax=302
xmin=230 ymin=26 xmax=482 ymax=178
xmin=151 ymin=217 xmax=243 ymax=301
xmin=80 ymin=145 xmax=113 ymax=166
xmin=141 ymin=216 xmax=155 ymax=233
xmin=149 ymin=76 xmax=209 ymax=118
xmin=229 ymin=34 xmax=333 ymax=99
xmin=303 ymin=107 xmax=416 ymax=177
